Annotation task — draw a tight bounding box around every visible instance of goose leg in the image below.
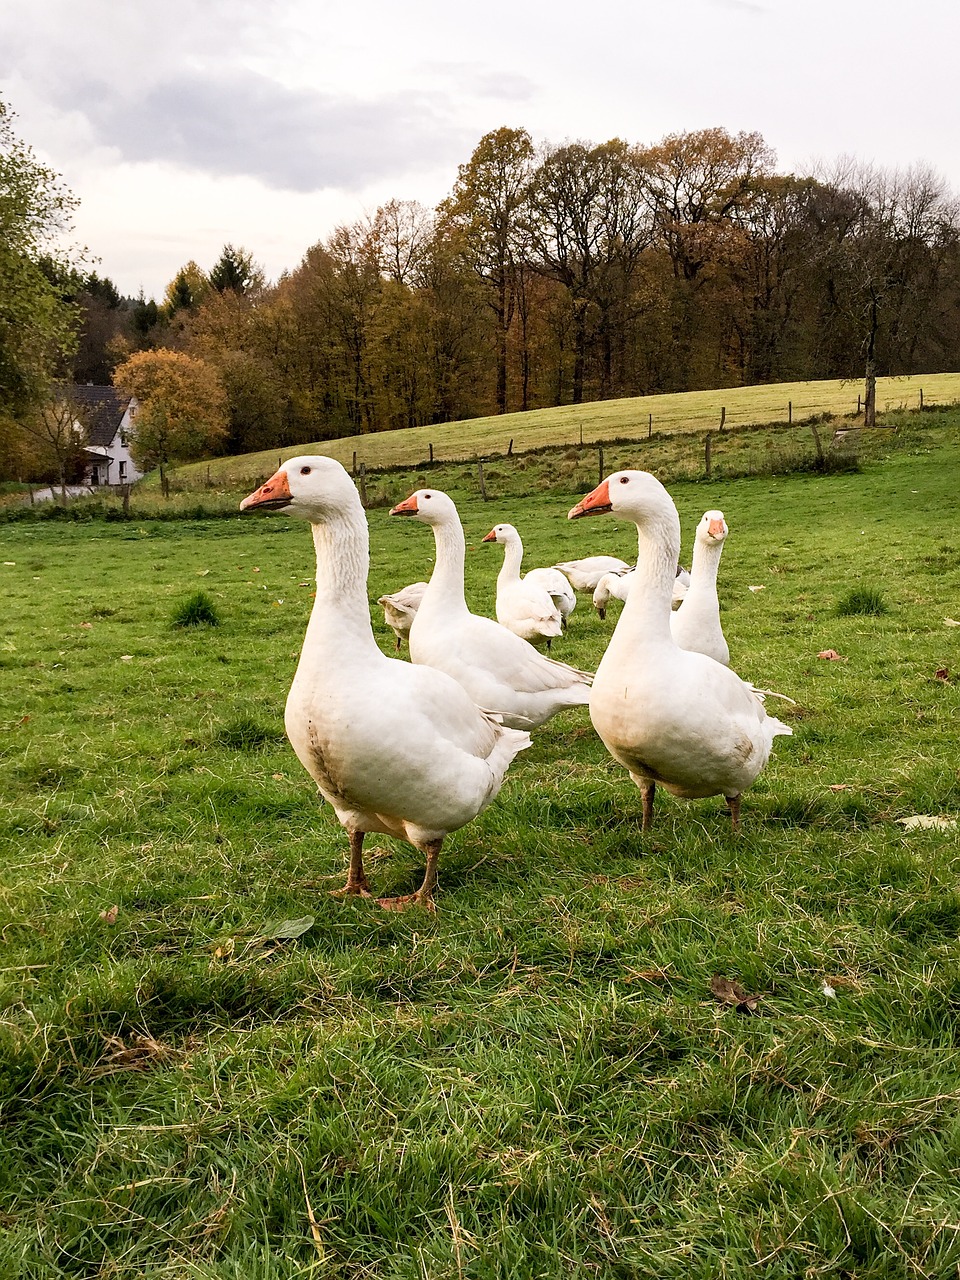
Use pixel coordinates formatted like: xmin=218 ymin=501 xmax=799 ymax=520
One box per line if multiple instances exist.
xmin=641 ymin=781 xmax=656 ymax=832
xmin=378 ymin=839 xmax=442 ymax=913
xmin=726 ymin=794 xmax=741 ymax=832
xmin=330 ymin=830 xmax=373 ymax=898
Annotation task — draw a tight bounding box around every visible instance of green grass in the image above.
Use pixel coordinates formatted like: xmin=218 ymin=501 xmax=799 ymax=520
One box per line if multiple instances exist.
xmin=836 ymin=586 xmax=889 ymax=617
xmin=172 ymin=589 xmax=222 ymax=628
xmin=170 ymin=371 xmax=960 ymax=488
xmin=1 ymin=411 xmax=960 ymax=1277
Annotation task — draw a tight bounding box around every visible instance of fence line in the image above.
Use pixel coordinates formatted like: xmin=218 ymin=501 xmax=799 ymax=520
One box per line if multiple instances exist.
xmin=347 ymin=395 xmax=911 ymax=474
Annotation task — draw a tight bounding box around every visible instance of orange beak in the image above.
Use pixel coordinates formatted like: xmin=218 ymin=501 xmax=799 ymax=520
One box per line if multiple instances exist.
xmin=481 ymin=529 xmax=497 ymax=543
xmin=568 ymin=479 xmax=612 ymax=520
xmin=707 ymin=517 xmax=727 ymax=538
xmin=240 ymin=468 xmax=292 ymax=512
xmin=390 ymin=494 xmax=419 ymax=517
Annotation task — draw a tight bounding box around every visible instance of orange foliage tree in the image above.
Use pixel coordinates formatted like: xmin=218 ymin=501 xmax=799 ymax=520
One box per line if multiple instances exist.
xmin=112 ymin=348 xmax=228 ymax=473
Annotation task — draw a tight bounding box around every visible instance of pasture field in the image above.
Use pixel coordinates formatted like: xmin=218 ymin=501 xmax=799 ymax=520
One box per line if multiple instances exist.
xmin=172 ymin=372 xmax=960 ymax=490
xmin=1 ymin=411 xmax=959 ymax=1278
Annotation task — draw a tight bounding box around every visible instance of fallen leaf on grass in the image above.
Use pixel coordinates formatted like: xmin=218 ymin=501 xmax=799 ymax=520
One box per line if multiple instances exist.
xmin=88 ymin=1033 xmax=188 ymax=1078
xmin=99 ymin=904 xmax=119 ymax=924
xmin=818 ymin=649 xmax=844 ymax=660
xmin=260 ymin=915 xmax=316 ymax=941
xmin=828 ymin=784 xmax=850 ymax=791
xmin=79 ymin=621 xmax=92 ymax=629
xmin=935 ymin=667 xmax=950 ymax=681
xmin=944 ymin=618 xmax=960 ymax=627
xmin=747 ymin=585 xmax=766 ymax=592
xmin=710 ymin=975 xmax=765 ymax=1014
xmin=897 ymin=815 xmax=957 ymax=831
xmin=822 ymin=981 xmax=836 ymax=999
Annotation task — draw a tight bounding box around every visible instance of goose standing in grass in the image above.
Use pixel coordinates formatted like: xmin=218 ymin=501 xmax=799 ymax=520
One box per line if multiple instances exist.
xmin=551 ymin=555 xmax=630 ymax=592
xmin=378 ymin=581 xmax=428 ymax=650
xmin=593 ymin=564 xmax=690 ymax=620
xmin=483 ymin=522 xmax=576 ymax=635
xmin=670 ymin=510 xmax=729 ymax=665
xmin=390 ymin=488 xmax=592 ymax=728
xmin=240 ymin=457 xmax=530 ymax=911
xmin=569 ymin=471 xmax=791 ymax=831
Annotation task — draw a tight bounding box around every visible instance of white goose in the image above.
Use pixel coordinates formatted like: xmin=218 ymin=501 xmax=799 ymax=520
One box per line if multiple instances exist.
xmin=670 ymin=510 xmax=729 ymax=665
xmin=569 ymin=470 xmax=791 ymax=830
xmin=240 ymin=457 xmax=530 ymax=911
xmin=390 ymin=488 xmax=592 ymax=729
xmin=378 ymin=581 xmax=427 ymax=650
xmin=482 ymin=522 xmax=576 ymax=636
xmin=592 ymin=563 xmax=690 ymax=620
xmin=551 ymin=555 xmax=630 ymax=592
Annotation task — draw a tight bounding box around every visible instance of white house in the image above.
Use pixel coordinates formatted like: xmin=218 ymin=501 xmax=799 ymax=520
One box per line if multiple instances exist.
xmin=73 ymin=385 xmax=144 ymax=487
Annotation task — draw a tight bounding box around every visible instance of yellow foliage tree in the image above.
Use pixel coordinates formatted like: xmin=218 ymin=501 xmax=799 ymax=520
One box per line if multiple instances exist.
xmin=113 ymin=348 xmax=228 ymax=473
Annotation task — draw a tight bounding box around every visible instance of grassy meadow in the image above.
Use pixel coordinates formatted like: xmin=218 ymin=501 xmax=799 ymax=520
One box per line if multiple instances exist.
xmin=170 ymin=372 xmax=960 ymax=490
xmin=1 ymin=408 xmax=959 ymax=1277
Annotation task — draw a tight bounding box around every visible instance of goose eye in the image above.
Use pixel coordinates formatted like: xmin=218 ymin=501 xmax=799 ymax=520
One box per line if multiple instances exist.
xmin=300 ymin=466 xmax=312 ymax=475
xmin=618 ymin=475 xmax=630 ymax=484
xmin=423 ymin=493 xmax=432 ymax=500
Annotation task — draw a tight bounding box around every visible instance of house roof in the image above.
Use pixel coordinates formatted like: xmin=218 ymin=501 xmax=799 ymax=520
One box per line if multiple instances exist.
xmin=69 ymin=385 xmax=133 ymax=448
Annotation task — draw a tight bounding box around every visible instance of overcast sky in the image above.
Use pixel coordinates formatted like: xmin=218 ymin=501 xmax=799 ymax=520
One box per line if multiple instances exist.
xmin=2 ymin=0 xmax=958 ymax=301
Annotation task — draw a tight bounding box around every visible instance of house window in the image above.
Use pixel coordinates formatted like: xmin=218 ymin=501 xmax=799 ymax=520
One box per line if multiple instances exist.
xmin=119 ymin=461 xmax=127 ymax=481
xmin=91 ymin=468 xmax=100 ymax=486
xmin=120 ymin=431 xmax=127 ymax=447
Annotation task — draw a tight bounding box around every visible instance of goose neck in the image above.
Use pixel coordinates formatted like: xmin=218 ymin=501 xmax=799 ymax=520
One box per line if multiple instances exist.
xmin=498 ymin=536 xmax=524 ymax=586
xmin=304 ymin=511 xmax=380 ymax=657
xmin=618 ymin=508 xmax=681 ymax=643
xmin=426 ymin=513 xmax=469 ymax=609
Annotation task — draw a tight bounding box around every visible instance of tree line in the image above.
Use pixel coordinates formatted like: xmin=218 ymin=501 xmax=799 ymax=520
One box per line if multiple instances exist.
xmin=3 ymin=106 xmax=960 ymax=480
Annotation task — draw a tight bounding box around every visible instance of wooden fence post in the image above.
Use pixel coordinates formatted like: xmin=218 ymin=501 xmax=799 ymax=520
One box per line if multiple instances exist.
xmin=358 ymin=462 xmax=367 ymax=507
xmin=429 ymin=443 xmax=433 ymax=463
xmin=352 ymin=451 xmax=357 ymax=476
xmin=719 ymin=407 xmax=726 ymax=431
xmin=857 ymin=394 xmax=862 ymax=414
xmin=648 ymin=413 xmax=652 ymax=438
xmin=507 ymin=438 xmax=513 ymax=456
xmin=122 ymin=484 xmax=130 ymax=518
xmin=788 ymin=401 xmax=793 ymax=425
xmin=579 ymin=423 xmax=583 ymax=445
xmin=477 ymin=457 xmax=488 ymax=501
xmin=705 ymin=433 xmax=713 ymax=478
xmin=920 ymin=388 xmax=924 ymax=409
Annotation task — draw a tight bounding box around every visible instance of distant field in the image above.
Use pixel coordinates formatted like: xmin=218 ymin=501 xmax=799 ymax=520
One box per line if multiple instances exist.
xmin=176 ymin=372 xmax=960 ymax=488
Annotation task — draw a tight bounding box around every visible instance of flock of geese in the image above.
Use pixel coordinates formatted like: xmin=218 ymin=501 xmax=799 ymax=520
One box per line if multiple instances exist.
xmin=240 ymin=457 xmax=792 ymax=910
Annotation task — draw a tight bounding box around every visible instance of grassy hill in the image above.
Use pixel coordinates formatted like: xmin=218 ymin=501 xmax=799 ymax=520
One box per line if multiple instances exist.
xmin=176 ymin=371 xmax=960 ymax=488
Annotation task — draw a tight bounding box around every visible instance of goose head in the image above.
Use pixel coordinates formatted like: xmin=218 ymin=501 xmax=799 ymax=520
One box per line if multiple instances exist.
xmin=481 ymin=523 xmax=520 ymax=546
xmin=389 ymin=488 xmax=459 ymax=526
xmin=697 ymin=510 xmax=728 ymax=545
xmin=569 ymin=470 xmax=676 ymax=524
xmin=240 ymin=455 xmax=360 ymax=522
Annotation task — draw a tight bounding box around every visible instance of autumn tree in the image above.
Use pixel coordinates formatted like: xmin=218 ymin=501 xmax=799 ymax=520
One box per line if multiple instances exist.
xmin=19 ymin=384 xmax=89 ymax=498
xmin=0 ymin=95 xmax=82 ymax=427
xmin=163 ymin=262 xmax=210 ymax=320
xmin=525 ymin=139 xmax=654 ymax=402
xmin=113 ymin=348 xmax=228 ymax=474
xmin=442 ymin=127 xmax=535 ymax=413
